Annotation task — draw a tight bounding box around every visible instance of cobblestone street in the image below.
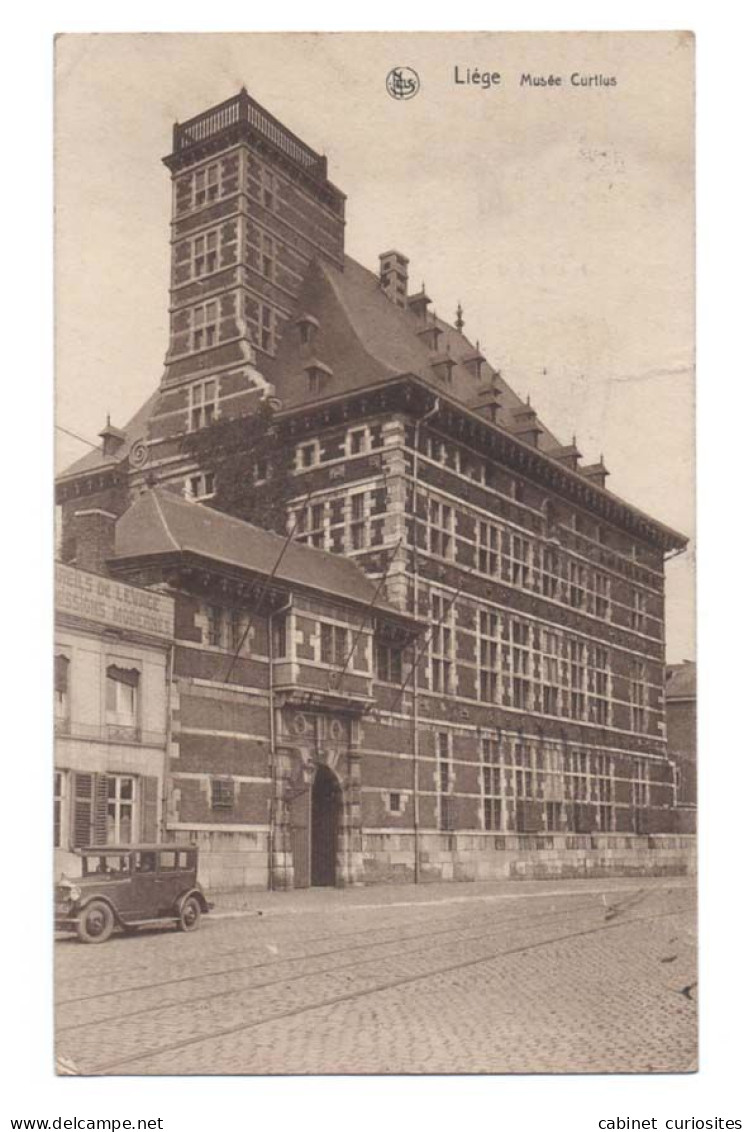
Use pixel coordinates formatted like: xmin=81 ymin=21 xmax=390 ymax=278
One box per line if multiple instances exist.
xmin=55 ymin=877 xmax=696 ymax=1076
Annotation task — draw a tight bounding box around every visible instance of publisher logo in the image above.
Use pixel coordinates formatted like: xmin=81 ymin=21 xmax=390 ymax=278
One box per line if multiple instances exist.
xmin=386 ymin=67 xmax=420 ymax=100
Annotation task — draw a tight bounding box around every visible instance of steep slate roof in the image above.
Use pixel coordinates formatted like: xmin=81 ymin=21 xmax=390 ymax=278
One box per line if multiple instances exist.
xmin=57 ymin=390 xmax=160 ymax=481
xmin=271 ymin=255 xmax=563 ymax=451
xmin=112 ymin=488 xmax=410 ymax=621
xmin=665 ymin=661 xmax=696 ymax=701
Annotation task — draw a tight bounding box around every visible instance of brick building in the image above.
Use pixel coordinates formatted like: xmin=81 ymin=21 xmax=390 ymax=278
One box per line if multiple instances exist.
xmin=56 ymin=88 xmax=693 ymax=889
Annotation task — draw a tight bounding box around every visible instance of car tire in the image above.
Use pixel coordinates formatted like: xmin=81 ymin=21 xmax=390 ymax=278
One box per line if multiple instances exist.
xmin=178 ymin=896 xmax=201 ymax=933
xmin=77 ymin=900 xmax=115 ymax=944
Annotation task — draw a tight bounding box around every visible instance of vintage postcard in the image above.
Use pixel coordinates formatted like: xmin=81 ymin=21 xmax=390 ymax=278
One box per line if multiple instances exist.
xmin=53 ymin=31 xmax=695 ymax=1075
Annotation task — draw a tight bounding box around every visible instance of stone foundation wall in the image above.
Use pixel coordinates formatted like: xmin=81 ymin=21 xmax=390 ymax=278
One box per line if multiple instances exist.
xmin=172 ymin=828 xmax=270 ymax=893
xmin=362 ymin=831 xmax=696 ymax=885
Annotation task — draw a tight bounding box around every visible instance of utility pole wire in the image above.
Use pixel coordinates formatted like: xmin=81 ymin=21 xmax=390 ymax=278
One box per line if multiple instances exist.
xmin=388 ymin=562 xmax=472 ymax=713
xmin=56 ymin=424 xmax=101 ymax=451
xmin=332 ymin=536 xmax=404 ymax=689
xmin=223 ymin=487 xmax=314 ymax=683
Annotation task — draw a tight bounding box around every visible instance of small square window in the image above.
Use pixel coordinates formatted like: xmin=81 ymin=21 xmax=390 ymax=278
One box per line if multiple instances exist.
xmin=211 ymin=779 xmax=234 ymax=810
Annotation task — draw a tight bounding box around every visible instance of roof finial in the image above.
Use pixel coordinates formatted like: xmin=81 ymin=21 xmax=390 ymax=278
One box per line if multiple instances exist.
xmin=572 ymin=434 xmax=577 ymax=448
xmin=526 ymin=394 xmax=531 ymax=407
xmin=421 ymin=281 xmax=426 ymax=294
xmin=455 ymin=302 xmax=464 ymax=331
xmin=106 ymin=412 xmax=111 ymax=428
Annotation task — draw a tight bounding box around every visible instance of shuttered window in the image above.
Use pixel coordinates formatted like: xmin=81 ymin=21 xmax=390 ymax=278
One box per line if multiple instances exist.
xmin=69 ymin=773 xmax=158 ymax=848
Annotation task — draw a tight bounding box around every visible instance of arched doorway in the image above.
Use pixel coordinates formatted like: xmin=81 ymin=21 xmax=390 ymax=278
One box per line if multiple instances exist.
xmin=310 ymin=765 xmax=341 ymax=886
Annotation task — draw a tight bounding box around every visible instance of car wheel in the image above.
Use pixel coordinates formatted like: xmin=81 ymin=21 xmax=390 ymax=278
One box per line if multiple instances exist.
xmin=77 ymin=900 xmax=115 ymax=944
xmin=178 ymin=896 xmax=202 ymax=932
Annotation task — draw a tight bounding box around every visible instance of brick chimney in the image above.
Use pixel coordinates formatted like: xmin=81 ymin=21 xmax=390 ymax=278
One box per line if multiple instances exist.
xmin=72 ymin=508 xmax=118 ymax=575
xmin=379 ymin=250 xmax=409 ymax=308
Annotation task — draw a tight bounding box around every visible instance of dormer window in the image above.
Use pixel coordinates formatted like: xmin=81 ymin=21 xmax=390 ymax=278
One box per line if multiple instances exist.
xmin=431 ymin=355 xmax=456 ymax=385
xmin=303 ymin=359 xmax=332 ymax=396
xmin=296 ymin=313 xmax=320 ymax=347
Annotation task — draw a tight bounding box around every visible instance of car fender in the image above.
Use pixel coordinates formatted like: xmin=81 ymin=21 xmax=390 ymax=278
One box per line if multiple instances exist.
xmin=75 ymin=893 xmax=125 ymax=927
xmin=176 ymin=887 xmax=210 ymax=915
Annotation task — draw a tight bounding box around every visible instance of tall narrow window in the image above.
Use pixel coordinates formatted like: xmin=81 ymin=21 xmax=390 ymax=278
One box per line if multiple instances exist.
xmin=54 ymin=654 xmax=70 ymax=730
xmin=511 ymin=535 xmax=533 ymax=590
xmin=321 ymin=623 xmax=348 ymax=667
xmin=193 ymin=163 xmax=219 ymax=207
xmin=541 ymin=546 xmax=560 ymax=600
xmin=260 ymin=305 xmax=274 ymax=352
xmin=229 ymin=610 xmax=245 ymax=654
xmin=262 ymin=168 xmax=276 ymax=210
xmin=192 ymin=230 xmax=218 ymax=277
xmin=428 ymin=499 xmax=454 ymax=560
xmin=106 ymin=665 xmax=139 ymax=733
xmin=261 ymin=234 xmax=275 ymax=279
xmin=376 ymin=643 xmax=402 ymax=683
xmin=430 ymin=592 xmax=454 ymax=694
xmin=593 ymin=572 xmax=611 ymax=620
xmin=481 ymin=737 xmax=502 ymax=831
xmin=632 ymin=758 xmax=651 ymax=823
xmin=629 ymin=660 xmax=648 ymax=732
xmin=568 ymin=560 xmax=588 ymax=609
xmin=437 ymin=732 xmax=453 ymax=831
xmin=54 ymin=771 xmax=64 ymax=848
xmin=541 ymin=630 xmax=561 ymax=716
xmin=477 ymin=522 xmax=499 ymax=576
xmin=511 ymin=620 xmax=532 ymax=709
xmin=349 ymin=493 xmax=367 ymax=550
xmin=191 ymin=301 xmax=219 ymax=352
xmin=189 ymin=379 xmax=218 ymax=431
xmin=567 ymin=639 xmax=587 ymax=720
xmin=206 ymin=605 xmax=223 ymax=648
xmin=588 ymin=644 xmax=611 ymax=725
xmin=106 ymin=775 xmax=135 ymax=844
xmin=478 ymin=611 xmax=499 ymax=703
xmin=630 ymin=589 xmax=647 ymax=632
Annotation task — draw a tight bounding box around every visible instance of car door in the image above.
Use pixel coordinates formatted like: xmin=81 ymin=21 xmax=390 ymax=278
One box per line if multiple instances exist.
xmin=126 ymin=849 xmax=160 ymax=920
xmin=155 ymin=850 xmax=188 ymax=915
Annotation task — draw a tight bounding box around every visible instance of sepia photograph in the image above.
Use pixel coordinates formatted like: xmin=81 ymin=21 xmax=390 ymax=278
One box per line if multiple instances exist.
xmin=53 ymin=31 xmax=696 ymax=1076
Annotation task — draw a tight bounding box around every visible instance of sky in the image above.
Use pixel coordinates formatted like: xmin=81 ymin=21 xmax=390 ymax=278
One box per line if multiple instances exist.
xmin=54 ymin=31 xmax=695 ymax=661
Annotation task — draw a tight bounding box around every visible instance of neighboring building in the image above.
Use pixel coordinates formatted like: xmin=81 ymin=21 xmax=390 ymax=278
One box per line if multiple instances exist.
xmin=666 ymin=661 xmax=697 ymax=831
xmin=56 ymin=89 xmax=694 ymax=889
xmin=54 ymin=562 xmax=174 ymax=877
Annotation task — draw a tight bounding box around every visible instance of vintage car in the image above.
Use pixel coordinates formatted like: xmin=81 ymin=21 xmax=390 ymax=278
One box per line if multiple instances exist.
xmin=55 ymin=844 xmax=212 ymax=943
